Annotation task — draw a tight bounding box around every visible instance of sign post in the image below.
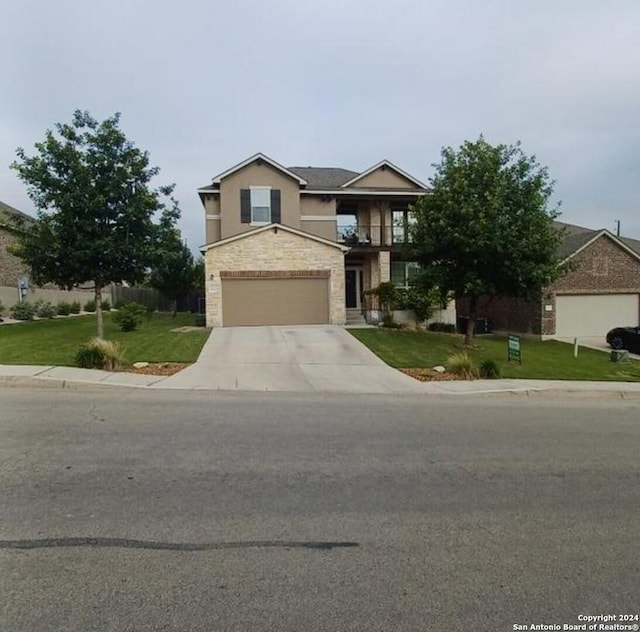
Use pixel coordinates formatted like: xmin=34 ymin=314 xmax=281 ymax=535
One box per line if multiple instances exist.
xmin=507 ymin=333 xmax=522 ymax=364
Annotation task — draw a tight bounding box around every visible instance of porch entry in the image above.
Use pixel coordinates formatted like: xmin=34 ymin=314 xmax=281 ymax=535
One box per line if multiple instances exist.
xmin=345 ymin=267 xmax=363 ymax=309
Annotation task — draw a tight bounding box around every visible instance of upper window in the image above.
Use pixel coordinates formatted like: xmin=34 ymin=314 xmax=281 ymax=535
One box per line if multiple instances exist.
xmin=392 ymin=209 xmax=416 ymax=243
xmin=250 ymin=187 xmax=271 ymax=223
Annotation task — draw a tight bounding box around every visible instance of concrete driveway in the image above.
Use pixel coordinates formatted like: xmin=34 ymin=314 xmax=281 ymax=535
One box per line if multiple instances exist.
xmin=161 ymin=325 xmax=424 ymax=392
xmin=555 ymin=336 xmax=640 ymax=360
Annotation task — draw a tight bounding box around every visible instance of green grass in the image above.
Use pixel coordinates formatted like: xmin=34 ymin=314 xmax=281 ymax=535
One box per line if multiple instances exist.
xmin=0 ymin=312 xmax=210 ymax=366
xmin=349 ymin=329 xmax=640 ymax=381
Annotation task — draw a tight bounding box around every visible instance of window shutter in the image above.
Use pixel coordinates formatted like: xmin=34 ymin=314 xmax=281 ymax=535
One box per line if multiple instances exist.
xmin=270 ymin=189 xmax=281 ymax=223
xmin=240 ymin=189 xmax=251 ymax=223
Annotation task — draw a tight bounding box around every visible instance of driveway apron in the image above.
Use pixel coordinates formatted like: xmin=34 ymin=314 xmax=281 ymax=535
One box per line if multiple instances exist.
xmin=159 ymin=325 xmax=424 ymax=393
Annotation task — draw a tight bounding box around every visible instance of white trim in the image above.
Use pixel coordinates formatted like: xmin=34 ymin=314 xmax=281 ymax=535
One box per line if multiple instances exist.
xmin=198 ymin=188 xmax=219 ymax=194
xmin=301 ymin=189 xmax=428 ymax=196
xmin=200 ymin=222 xmax=350 ymax=253
xmin=211 ymin=153 xmax=308 ymax=185
xmin=341 ymin=160 xmax=428 ymax=189
xmin=300 ymin=215 xmax=337 ymax=221
xmin=206 ymin=214 xmax=221 ymax=220
xmin=561 ymin=230 xmax=640 ymax=264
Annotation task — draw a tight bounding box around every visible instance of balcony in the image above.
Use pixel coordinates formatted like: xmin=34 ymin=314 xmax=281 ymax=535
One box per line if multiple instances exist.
xmin=336 ymin=224 xmax=411 ymax=247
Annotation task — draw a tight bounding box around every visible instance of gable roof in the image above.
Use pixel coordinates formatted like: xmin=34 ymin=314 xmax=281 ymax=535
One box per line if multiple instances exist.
xmin=210 ymin=153 xmax=308 ymax=186
xmin=200 ymin=222 xmax=350 ymax=253
xmin=0 ymin=200 xmax=35 ymax=230
xmin=287 ymin=167 xmax=358 ymax=190
xmin=556 ymin=225 xmax=640 ymax=264
xmin=341 ymin=160 xmax=428 ymax=189
xmin=555 ymin=220 xmax=640 ymax=260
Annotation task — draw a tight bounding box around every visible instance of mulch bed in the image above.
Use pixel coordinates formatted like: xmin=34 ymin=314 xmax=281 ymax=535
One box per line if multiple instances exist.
xmin=124 ymin=363 xmax=190 ymax=377
xmin=400 ymin=368 xmax=461 ymax=382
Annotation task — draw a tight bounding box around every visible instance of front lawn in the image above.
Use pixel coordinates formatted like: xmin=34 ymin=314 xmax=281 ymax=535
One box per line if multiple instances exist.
xmin=0 ymin=312 xmax=210 ymax=366
xmin=349 ymin=329 xmax=640 ymax=381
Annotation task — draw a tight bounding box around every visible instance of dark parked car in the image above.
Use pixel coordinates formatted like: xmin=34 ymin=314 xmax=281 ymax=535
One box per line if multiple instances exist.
xmin=606 ymin=326 xmax=640 ymax=353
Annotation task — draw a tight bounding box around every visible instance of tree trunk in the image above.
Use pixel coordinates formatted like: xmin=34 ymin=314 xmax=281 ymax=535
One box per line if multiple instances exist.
xmin=171 ymin=299 xmax=177 ymax=319
xmin=95 ymin=283 xmax=104 ymax=339
xmin=465 ymin=295 xmax=477 ymax=347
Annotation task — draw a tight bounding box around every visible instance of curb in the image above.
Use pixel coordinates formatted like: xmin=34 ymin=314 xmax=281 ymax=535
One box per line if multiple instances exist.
xmin=2 ymin=373 xmax=640 ymax=398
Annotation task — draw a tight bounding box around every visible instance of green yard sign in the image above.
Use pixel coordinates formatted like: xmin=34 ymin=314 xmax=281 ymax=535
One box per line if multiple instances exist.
xmin=508 ymin=334 xmax=522 ymax=364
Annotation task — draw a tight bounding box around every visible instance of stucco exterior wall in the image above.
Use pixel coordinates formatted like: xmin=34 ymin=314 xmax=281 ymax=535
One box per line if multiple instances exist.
xmin=299 ymin=196 xmax=337 ymax=241
xmin=203 ymin=195 xmax=221 ymax=244
xmin=219 ymin=162 xmax=301 ymax=239
xmin=205 ymin=227 xmax=345 ymax=327
xmin=347 ymin=167 xmax=417 ymax=189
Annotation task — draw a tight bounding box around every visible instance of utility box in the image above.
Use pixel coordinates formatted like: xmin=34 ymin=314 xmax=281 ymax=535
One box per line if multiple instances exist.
xmin=610 ymin=349 xmax=629 ymax=362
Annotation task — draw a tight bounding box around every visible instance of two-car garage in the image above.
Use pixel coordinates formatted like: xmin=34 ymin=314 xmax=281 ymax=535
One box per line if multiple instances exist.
xmin=220 ymin=274 xmax=330 ymax=327
xmin=555 ymin=294 xmax=639 ymax=338
xmin=203 ymin=224 xmax=348 ymax=328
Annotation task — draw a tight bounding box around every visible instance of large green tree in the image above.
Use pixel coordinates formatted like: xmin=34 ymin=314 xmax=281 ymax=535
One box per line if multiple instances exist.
xmin=409 ymin=137 xmax=565 ymax=345
xmin=11 ymin=110 xmax=180 ymax=338
xmin=149 ymin=231 xmax=196 ymax=317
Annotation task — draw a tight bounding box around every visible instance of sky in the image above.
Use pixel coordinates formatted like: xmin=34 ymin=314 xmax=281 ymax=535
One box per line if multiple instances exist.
xmin=1 ymin=0 xmax=639 ymax=251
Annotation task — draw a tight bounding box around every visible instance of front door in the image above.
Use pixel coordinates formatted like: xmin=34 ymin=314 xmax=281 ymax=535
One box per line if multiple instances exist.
xmin=345 ymin=268 xmax=359 ymax=309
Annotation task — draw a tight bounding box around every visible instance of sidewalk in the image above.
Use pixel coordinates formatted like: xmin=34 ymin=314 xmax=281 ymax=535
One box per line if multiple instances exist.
xmin=2 ymin=363 xmax=640 ymax=396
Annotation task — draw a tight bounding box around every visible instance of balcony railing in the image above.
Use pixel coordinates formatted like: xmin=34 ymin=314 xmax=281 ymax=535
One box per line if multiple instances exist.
xmin=337 ymin=224 xmax=411 ymax=247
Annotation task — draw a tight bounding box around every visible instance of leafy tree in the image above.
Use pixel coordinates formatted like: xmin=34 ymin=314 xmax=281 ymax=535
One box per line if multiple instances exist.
xmin=149 ymin=231 xmax=196 ymax=317
xmin=10 ymin=110 xmax=180 ymax=338
xmin=192 ymin=257 xmax=205 ymax=295
xmin=409 ymin=137 xmax=565 ymax=345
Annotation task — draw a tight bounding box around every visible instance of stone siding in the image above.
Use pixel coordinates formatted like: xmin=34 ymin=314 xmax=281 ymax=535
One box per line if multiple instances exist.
xmin=205 ymin=227 xmax=345 ymax=327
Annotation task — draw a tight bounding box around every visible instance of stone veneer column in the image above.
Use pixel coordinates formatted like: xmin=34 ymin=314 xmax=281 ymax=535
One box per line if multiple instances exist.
xmin=369 ymin=203 xmax=381 ymax=246
xmin=379 ymin=251 xmax=390 ymax=283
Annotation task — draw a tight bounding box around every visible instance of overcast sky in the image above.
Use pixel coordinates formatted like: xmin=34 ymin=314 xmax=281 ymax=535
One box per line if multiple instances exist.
xmin=2 ymin=0 xmax=639 ymax=250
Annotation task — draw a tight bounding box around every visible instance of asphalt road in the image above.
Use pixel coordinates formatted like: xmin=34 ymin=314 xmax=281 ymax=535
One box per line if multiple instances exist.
xmin=1 ymin=386 xmax=639 ymax=632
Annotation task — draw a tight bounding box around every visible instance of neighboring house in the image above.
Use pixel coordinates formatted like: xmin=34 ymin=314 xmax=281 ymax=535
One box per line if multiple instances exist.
xmin=457 ymin=221 xmax=640 ymax=339
xmin=198 ymin=152 xmax=453 ymax=327
xmin=0 ymin=200 xmax=33 ymax=303
xmin=0 ymin=200 xmax=97 ymax=310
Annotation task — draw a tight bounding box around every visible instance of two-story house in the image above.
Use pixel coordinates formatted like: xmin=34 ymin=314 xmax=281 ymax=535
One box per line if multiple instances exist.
xmin=198 ymin=153 xmax=429 ymax=327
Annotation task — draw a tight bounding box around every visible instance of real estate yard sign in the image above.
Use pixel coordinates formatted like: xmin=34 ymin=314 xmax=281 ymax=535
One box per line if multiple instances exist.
xmin=508 ymin=334 xmax=522 ymax=364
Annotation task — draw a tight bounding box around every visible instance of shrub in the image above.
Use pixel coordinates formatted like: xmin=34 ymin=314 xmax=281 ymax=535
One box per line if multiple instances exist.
xmin=445 ymin=352 xmax=476 ymax=379
xmin=0 ymin=299 xmax=4 ymax=315
xmin=404 ymin=288 xmax=434 ymax=322
xmin=115 ymin=299 xmax=128 ymax=309
xmin=10 ymin=301 xmax=36 ymax=321
xmin=112 ymin=301 xmax=146 ymax=332
xmin=479 ymin=359 xmax=501 ymax=379
xmin=101 ymin=299 xmax=111 ymax=311
xmin=76 ymin=338 xmax=124 ymax=370
xmin=381 ymin=313 xmax=401 ymax=329
xmin=57 ymin=301 xmax=73 ymax=316
xmin=36 ymin=300 xmax=57 ymax=319
xmin=84 ymin=299 xmax=96 ymax=312
xmin=70 ymin=300 xmax=82 ymax=314
xmin=428 ymin=322 xmax=457 ymax=333
xmin=365 ymin=281 xmax=399 ymax=314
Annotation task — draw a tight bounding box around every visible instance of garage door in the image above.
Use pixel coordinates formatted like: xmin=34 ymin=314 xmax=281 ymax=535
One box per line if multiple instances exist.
xmin=221 ymin=277 xmax=329 ymax=326
xmin=555 ymin=294 xmax=639 ymax=337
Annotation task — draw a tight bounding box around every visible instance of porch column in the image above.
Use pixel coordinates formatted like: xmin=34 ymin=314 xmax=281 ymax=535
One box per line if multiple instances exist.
xmin=379 ymin=251 xmax=390 ymax=283
xmin=369 ymin=203 xmax=381 ymax=245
